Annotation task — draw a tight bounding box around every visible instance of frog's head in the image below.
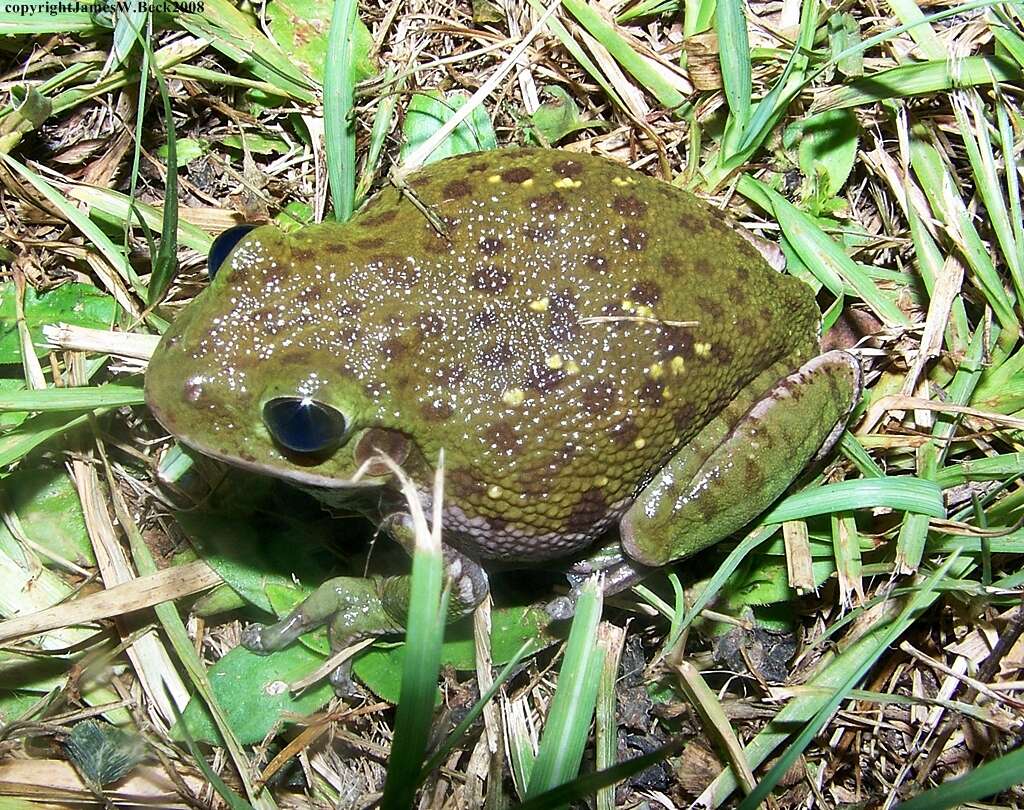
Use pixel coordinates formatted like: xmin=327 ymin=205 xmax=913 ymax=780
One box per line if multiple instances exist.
xmin=145 ymin=224 xmax=408 ymax=490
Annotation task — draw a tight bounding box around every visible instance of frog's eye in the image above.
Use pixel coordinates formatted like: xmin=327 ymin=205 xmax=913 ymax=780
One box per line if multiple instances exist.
xmin=263 ymin=397 xmax=347 ymax=454
xmin=208 ymin=224 xmax=256 ymax=279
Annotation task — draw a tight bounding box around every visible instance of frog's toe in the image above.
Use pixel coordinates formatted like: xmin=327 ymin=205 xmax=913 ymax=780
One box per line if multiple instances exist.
xmin=240 ymin=623 xmax=272 ymax=654
xmin=545 ymin=594 xmax=576 ymax=622
xmin=327 ymin=660 xmax=363 ymax=699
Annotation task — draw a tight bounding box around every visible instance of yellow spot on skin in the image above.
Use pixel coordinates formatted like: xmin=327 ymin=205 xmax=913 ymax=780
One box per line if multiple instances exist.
xmin=595 ymin=475 xmax=609 ymax=487
xmin=502 ymin=388 xmax=525 ymax=406
xmin=487 ymin=484 xmax=503 ymax=499
xmin=671 ymin=356 xmax=685 ymax=375
xmin=662 ymin=387 xmax=674 ymax=400
xmin=546 ymin=353 xmax=564 ymax=370
xmin=672 ymin=437 xmax=681 ymax=447
xmin=695 ymin=342 xmax=712 ymax=357
xmin=647 ymin=362 xmax=664 ymax=379
xmin=633 ymin=437 xmax=647 ymax=450
xmin=521 ymin=178 xmax=534 ymax=188
xmin=612 ymin=177 xmax=629 ymax=187
xmin=487 ymin=174 xmax=502 ymax=184
xmin=621 ymin=299 xmax=634 ymax=312
xmin=529 ymin=296 xmax=550 ymax=312
xmin=565 ymin=360 xmax=581 ymax=375
xmin=553 ymin=177 xmax=582 ymax=189
xmin=636 ymin=304 xmax=655 ymax=318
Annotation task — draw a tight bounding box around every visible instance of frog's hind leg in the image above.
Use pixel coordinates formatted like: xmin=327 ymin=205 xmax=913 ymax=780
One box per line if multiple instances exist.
xmin=620 ymin=350 xmax=861 ymax=567
xmin=241 ymin=515 xmax=489 ymax=695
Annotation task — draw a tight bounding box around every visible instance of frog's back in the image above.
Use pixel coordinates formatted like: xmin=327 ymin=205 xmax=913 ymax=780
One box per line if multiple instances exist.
xmin=291 ymin=149 xmax=820 ymax=558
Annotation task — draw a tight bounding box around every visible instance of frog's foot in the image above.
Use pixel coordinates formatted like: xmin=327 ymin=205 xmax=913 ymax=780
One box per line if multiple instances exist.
xmin=621 ymin=350 xmax=861 ymax=567
xmin=240 ymin=544 xmax=490 ymax=691
xmin=547 ymin=543 xmax=658 ymax=621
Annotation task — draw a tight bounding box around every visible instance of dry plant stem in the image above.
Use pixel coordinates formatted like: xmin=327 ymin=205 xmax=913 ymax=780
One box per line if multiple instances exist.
xmin=913 ymin=597 xmax=1024 ymax=782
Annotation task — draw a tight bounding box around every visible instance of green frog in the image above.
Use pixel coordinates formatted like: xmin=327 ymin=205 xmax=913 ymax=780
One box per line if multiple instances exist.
xmin=145 ymin=148 xmax=860 ymax=691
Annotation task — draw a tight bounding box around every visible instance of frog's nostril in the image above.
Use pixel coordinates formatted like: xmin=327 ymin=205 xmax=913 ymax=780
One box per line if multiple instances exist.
xmin=262 ymin=396 xmax=347 ymax=455
xmin=208 ymin=224 xmax=257 ymax=279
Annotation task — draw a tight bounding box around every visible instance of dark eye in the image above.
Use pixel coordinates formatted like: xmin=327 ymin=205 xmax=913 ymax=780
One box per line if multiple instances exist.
xmin=262 ymin=397 xmax=347 ymax=454
xmin=208 ymin=224 xmax=256 ymax=279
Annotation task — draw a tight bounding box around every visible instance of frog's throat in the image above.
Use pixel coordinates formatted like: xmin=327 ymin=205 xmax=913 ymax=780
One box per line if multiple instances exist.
xmin=174 ymin=435 xmax=389 ymax=491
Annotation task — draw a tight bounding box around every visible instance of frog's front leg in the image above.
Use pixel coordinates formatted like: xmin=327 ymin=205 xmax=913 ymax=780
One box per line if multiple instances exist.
xmin=620 ymin=351 xmax=861 ymax=567
xmin=241 ymin=513 xmax=489 ymax=694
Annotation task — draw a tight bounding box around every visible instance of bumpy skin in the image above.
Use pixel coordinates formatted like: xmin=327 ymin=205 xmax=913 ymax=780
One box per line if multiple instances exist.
xmin=146 ymin=148 xmax=823 ymax=562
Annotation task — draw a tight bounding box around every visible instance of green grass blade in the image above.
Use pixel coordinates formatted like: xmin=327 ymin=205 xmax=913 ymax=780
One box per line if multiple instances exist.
xmin=737 ymin=175 xmax=910 ymax=326
xmin=895 ymin=743 xmax=1024 ymax=809
xmin=0 ymin=384 xmax=144 ymax=412
xmin=380 ymin=462 xmax=447 ymax=810
xmin=813 ymin=54 xmax=1022 ymax=112
xmin=714 ymin=0 xmax=751 ymax=131
xmin=560 ymin=0 xmax=688 ymax=116
xmin=763 ymin=478 xmax=946 ymax=523
xmin=324 ymin=0 xmax=359 ymax=221
xmin=526 ymin=577 xmax=604 ymax=798
xmin=149 ymin=59 xmax=179 ymax=305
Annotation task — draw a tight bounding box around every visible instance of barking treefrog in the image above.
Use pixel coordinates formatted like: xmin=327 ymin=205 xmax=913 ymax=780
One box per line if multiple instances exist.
xmin=145 ymin=148 xmax=861 ymax=691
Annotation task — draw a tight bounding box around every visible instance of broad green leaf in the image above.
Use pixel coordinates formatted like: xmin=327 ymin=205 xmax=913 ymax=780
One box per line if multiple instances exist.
xmin=220 ymin=133 xmax=290 ymax=155
xmin=400 ymin=91 xmax=497 ymax=165
xmin=266 ymin=0 xmax=376 ymax=84
xmin=158 ymin=138 xmax=207 ymax=167
xmin=788 ymin=109 xmax=859 ymax=197
xmin=529 ymin=86 xmax=607 ymax=145
xmin=176 ymin=644 xmax=335 ymax=745
xmin=4 ymin=465 xmax=94 ymax=567
xmin=0 ymin=282 xmax=116 ymax=363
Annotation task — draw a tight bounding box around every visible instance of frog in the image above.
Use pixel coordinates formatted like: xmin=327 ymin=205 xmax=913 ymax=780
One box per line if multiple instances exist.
xmin=145 ymin=147 xmax=861 ymax=692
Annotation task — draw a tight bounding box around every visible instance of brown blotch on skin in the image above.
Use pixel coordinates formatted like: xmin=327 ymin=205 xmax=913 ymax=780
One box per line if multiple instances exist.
xmin=336 ymin=299 xmax=365 ymax=317
xmin=727 ymin=283 xmax=748 ymax=305
xmin=356 ymin=236 xmax=387 ymax=251
xmin=413 ymin=312 xmax=447 ymax=338
xmin=472 ymin=264 xmax=512 ymax=293
xmin=672 ymin=402 xmax=698 ymax=431
xmin=552 ymin=159 xmax=584 ymax=178
xmin=383 ymin=333 xmax=420 ymax=361
xmin=361 ymin=209 xmax=398 ymax=228
xmin=742 ymin=456 xmax=765 ymax=490
xmin=620 ymin=224 xmax=648 ymax=251
xmin=501 ymin=167 xmax=534 ymax=183
xmin=486 ymin=420 xmax=520 ymax=453
xmin=582 ymin=254 xmax=609 ymax=273
xmin=239 ymin=450 xmax=256 ymax=463
xmin=711 ymin=343 xmax=734 ymax=365
xmin=448 ymin=467 xmax=483 ymax=496
xmin=383 ymin=258 xmax=420 ymax=289
xmin=469 ymin=306 xmax=499 ymax=333
xmin=637 ymin=379 xmax=665 ymax=405
xmin=613 ymin=195 xmax=648 ymax=217
xmin=523 ymin=224 xmax=556 ymax=242
xmin=295 ymin=284 xmax=326 ymax=306
xmin=478 ymin=340 xmax=514 ymax=369
xmin=610 ymin=417 xmax=640 ymax=447
xmin=421 ymin=399 xmax=455 ymax=421
xmin=580 ymin=384 xmax=614 ymax=414
xmin=529 ymin=192 xmax=567 ymax=215
xmin=437 ymin=362 xmax=469 ymax=385
xmin=629 ymin=281 xmax=662 ymax=306
xmin=291 ymin=246 xmax=315 ymax=262
xmin=695 ymin=295 xmax=724 ymax=320
xmin=662 ymin=256 xmax=686 ymax=277
xmin=478 ymin=237 xmax=506 ymax=256
xmin=442 ymin=179 xmax=473 ymax=200
xmin=466 ymin=161 xmax=490 ymax=174
xmin=525 ymin=363 xmax=567 ymax=392
xmin=567 ymin=488 xmax=607 ymax=533
xmin=354 ymin=428 xmax=411 ymax=476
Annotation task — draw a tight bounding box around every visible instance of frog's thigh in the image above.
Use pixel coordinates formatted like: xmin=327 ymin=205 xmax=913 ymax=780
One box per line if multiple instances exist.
xmin=620 ymin=350 xmax=861 ymax=567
